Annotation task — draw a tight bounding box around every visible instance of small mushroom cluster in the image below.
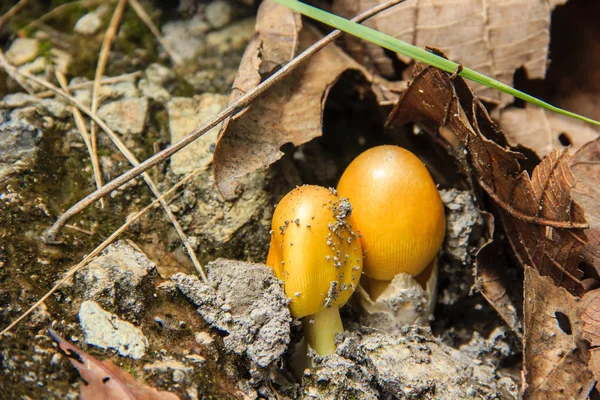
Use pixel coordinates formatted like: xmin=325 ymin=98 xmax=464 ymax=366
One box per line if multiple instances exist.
xmin=266 ymin=145 xmax=446 ymax=357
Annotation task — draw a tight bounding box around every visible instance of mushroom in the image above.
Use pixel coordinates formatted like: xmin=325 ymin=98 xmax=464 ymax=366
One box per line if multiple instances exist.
xmin=337 ymin=145 xmax=445 ymax=301
xmin=266 ymin=185 xmax=363 ymax=355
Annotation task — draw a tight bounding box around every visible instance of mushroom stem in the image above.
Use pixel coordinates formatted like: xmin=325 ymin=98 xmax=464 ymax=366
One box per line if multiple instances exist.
xmin=302 ymin=305 xmax=344 ymax=356
xmin=363 ymin=276 xmax=390 ymax=301
xmin=364 ymin=258 xmax=438 ymax=301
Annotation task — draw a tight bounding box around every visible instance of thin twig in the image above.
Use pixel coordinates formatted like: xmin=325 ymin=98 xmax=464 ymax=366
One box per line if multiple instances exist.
xmin=65 ymin=224 xmax=94 ymax=236
xmin=89 ymin=0 xmax=127 ymax=207
xmin=0 ymin=0 xmax=29 ymax=30
xmin=37 ymin=71 xmax=142 ymax=98
xmin=0 ymin=168 xmax=203 ymax=336
xmin=55 ymin=70 xmax=105 ymax=208
xmin=127 ymin=0 xmax=183 ymax=65
xmin=39 ymin=0 xmax=406 ymax=244
xmin=0 ymin=51 xmax=209 ymax=282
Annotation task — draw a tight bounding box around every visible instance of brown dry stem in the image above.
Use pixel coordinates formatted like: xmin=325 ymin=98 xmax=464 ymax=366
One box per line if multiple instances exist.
xmin=0 ymin=0 xmax=29 ymax=30
xmin=55 ymin=70 xmax=105 ymax=209
xmin=89 ymin=0 xmax=127 ymax=207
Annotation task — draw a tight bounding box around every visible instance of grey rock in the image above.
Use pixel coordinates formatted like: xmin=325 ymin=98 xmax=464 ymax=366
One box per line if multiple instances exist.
xmin=302 ymin=353 xmax=379 ymax=399
xmin=143 ymin=359 xmax=193 ymax=385
xmin=161 ymin=164 xmax=284 ymax=263
xmin=145 ymin=63 xmax=175 ymax=86
xmin=168 ymin=94 xmax=228 ymax=174
xmin=303 ymin=328 xmax=518 ymax=399
xmin=0 ymin=112 xmax=42 ymax=182
xmin=204 ymin=18 xmax=254 ymax=55
xmin=459 ymin=326 xmax=513 ymax=368
xmin=105 ymin=81 xmax=140 ymax=100
xmin=97 ymin=97 xmax=148 ymax=135
xmin=172 ymin=259 xmax=291 ymax=368
xmin=162 ymin=14 xmax=209 ymax=61
xmin=139 ymin=78 xmax=170 ymax=103
xmin=2 ymin=93 xmax=40 ymax=108
xmin=74 ymin=240 xmax=156 ymax=321
xmin=74 ymin=8 xmax=104 ymax=35
xmin=440 ymin=189 xmax=485 ymax=264
xmin=72 ymin=80 xmax=140 ymax=108
xmin=9 ymin=106 xmax=37 ymax=121
xmin=78 ymin=300 xmax=148 ymax=360
xmin=437 ymin=189 xmax=485 ymax=307
xmin=18 ymin=56 xmax=46 ymax=74
xmin=37 ymin=99 xmax=69 ymax=119
xmin=205 ymin=0 xmax=233 ymax=29
xmin=50 ymin=48 xmax=71 ymax=74
xmin=5 ymin=38 xmax=38 ymax=66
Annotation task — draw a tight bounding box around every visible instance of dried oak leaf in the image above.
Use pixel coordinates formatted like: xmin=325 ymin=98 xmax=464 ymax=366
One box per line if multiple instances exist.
xmin=332 ymin=0 xmax=566 ymax=104
xmin=227 ymin=0 xmax=301 ymax=104
xmin=498 ymin=105 xmax=600 ymax=159
xmin=49 ymin=329 xmax=180 ymax=400
xmin=387 ymin=64 xmax=588 ymax=295
xmin=522 ymin=267 xmax=593 ymax=399
xmin=570 ymin=138 xmax=600 ymax=274
xmin=214 ymin=25 xmax=368 ymax=199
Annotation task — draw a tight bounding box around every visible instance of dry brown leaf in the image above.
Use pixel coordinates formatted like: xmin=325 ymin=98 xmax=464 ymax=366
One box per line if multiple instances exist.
xmin=581 ymin=289 xmax=600 ymax=386
xmin=49 ymin=329 xmax=180 ymax=400
xmin=333 ymin=0 xmax=566 ymax=104
xmin=227 ymin=0 xmax=301 ymax=105
xmin=387 ymin=64 xmax=588 ymax=295
xmin=570 ymin=138 xmax=600 ymax=275
xmin=475 ymin=212 xmax=522 ymax=336
xmin=498 ymin=105 xmax=600 ymax=159
xmin=522 ymin=266 xmax=593 ymax=399
xmin=214 ymin=25 xmax=368 ymax=199
xmin=255 ymin=0 xmax=302 ymax=75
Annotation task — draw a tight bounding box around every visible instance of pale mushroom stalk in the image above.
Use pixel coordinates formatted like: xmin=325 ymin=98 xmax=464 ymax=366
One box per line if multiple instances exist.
xmin=302 ymin=305 xmax=344 ymax=356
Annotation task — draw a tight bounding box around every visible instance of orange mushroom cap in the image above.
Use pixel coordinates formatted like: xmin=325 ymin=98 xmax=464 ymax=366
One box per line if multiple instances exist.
xmin=266 ymin=185 xmax=363 ymax=319
xmin=337 ymin=145 xmax=445 ymax=280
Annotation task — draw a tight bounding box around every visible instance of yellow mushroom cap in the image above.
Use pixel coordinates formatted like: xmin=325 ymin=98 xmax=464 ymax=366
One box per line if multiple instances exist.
xmin=337 ymin=145 xmax=445 ymax=280
xmin=266 ymin=185 xmax=363 ymax=319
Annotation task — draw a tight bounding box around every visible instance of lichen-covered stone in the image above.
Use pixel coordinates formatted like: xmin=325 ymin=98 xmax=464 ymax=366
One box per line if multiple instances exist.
xmin=5 ymin=38 xmax=39 ymax=66
xmin=74 ymin=240 xmax=156 ymax=321
xmin=97 ymin=97 xmax=148 ymax=135
xmin=167 ymin=94 xmax=228 ymax=174
xmin=78 ymin=300 xmax=148 ymax=360
xmin=0 ymin=110 xmax=42 ymax=182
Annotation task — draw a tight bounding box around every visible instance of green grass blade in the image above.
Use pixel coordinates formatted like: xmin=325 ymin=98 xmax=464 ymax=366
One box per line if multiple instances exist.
xmin=274 ymin=0 xmax=600 ymax=127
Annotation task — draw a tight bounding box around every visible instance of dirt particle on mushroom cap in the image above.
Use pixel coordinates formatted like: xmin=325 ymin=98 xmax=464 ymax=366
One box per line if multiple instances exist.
xmin=324 ymin=281 xmax=339 ymax=308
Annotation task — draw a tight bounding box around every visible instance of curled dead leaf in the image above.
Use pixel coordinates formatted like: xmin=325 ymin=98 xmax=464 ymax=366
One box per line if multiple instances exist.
xmin=214 ymin=25 xmax=369 ymax=199
xmin=333 ymin=0 xmax=566 ymax=104
xmin=49 ymin=329 xmax=180 ymax=400
xmin=228 ymin=0 xmax=301 ymax=105
xmin=387 ymin=64 xmax=588 ymax=295
xmin=255 ymin=0 xmax=302 ymax=75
